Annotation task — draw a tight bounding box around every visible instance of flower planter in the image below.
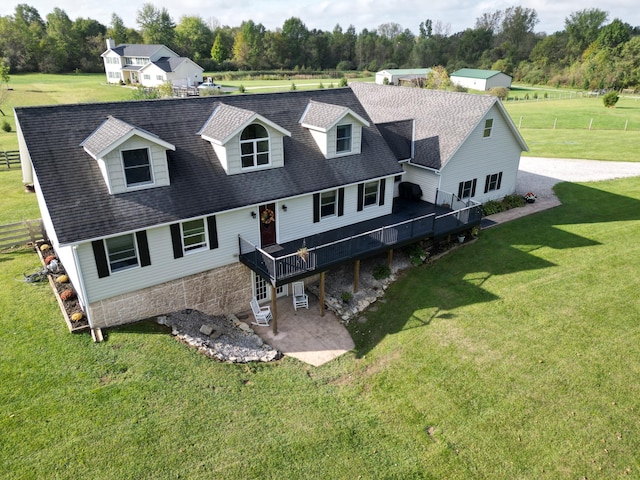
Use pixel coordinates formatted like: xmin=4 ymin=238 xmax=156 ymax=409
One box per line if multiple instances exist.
xmin=526 ymin=198 xmax=536 ymax=204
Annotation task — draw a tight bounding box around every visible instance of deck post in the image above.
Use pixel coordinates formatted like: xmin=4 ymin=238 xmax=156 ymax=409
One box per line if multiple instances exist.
xmin=387 ymin=249 xmax=393 ymax=268
xmin=354 ymin=259 xmax=360 ymax=293
xmin=319 ymin=271 xmax=325 ymax=316
xmin=271 ymin=285 xmax=278 ymax=335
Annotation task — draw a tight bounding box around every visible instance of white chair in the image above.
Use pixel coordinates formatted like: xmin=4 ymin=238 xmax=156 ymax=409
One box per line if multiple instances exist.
xmin=292 ymin=281 xmax=309 ymax=310
xmin=250 ymin=297 xmax=272 ymax=326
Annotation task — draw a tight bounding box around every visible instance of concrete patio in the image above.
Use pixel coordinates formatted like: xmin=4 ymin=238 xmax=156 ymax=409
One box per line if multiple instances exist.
xmin=245 ymin=293 xmax=355 ymax=367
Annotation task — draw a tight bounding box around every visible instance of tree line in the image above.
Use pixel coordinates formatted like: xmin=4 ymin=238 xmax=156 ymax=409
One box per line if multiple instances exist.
xmin=1 ymin=3 xmax=639 ymax=90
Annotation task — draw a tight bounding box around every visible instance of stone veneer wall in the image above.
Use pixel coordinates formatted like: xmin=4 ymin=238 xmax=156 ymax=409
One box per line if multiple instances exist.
xmin=89 ymin=263 xmax=253 ymax=328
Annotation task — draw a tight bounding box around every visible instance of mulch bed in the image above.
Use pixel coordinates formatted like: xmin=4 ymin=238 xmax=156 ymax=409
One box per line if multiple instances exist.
xmin=35 ymin=241 xmax=89 ymax=332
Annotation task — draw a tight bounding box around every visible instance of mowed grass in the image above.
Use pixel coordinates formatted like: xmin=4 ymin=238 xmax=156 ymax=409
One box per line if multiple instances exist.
xmin=0 ymin=169 xmax=41 ymax=223
xmin=504 ymin=95 xmax=640 ymax=161
xmin=2 ymin=177 xmax=640 ymax=478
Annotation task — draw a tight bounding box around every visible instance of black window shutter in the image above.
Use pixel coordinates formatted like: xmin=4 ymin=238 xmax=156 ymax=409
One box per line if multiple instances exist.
xmin=207 ymin=216 xmax=218 ymax=249
xmin=484 ymin=175 xmax=490 ymax=193
xmin=379 ymin=179 xmax=386 ymax=206
xmin=170 ymin=223 xmax=184 ymax=259
xmin=313 ymin=193 xmax=320 ymax=223
xmin=458 ymin=182 xmax=464 ymax=199
xmin=357 ymin=184 xmax=364 ymax=211
xmin=497 ymin=172 xmax=502 ymax=190
xmin=338 ymin=188 xmax=345 ymax=216
xmin=471 ymin=178 xmax=477 ymax=197
xmin=136 ymin=231 xmax=151 ymax=267
xmin=92 ymin=240 xmax=110 ymax=278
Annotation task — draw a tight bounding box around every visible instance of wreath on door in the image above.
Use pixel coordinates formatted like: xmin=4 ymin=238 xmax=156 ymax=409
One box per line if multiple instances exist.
xmin=261 ymin=208 xmax=275 ymax=225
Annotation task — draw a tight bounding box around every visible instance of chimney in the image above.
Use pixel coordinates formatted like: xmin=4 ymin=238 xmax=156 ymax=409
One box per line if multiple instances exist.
xmin=106 ymin=38 xmax=116 ymax=50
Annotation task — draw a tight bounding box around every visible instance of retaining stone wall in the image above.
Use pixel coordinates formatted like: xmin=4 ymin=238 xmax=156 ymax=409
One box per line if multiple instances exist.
xmin=89 ymin=263 xmax=253 ymax=328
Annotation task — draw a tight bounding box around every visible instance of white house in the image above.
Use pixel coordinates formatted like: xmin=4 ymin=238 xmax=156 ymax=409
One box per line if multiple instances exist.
xmin=15 ymin=84 xmax=526 ymax=335
xmin=450 ymin=69 xmax=512 ymax=91
xmin=101 ymin=39 xmax=204 ymax=87
xmin=375 ymin=68 xmax=432 ymax=86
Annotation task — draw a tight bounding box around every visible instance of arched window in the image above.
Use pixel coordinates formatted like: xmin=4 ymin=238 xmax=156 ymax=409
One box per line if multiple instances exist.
xmin=240 ymin=123 xmax=270 ymax=168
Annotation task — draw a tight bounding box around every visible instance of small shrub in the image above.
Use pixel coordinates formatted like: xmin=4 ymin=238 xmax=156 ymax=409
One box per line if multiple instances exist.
xmin=340 ymin=291 xmax=353 ymax=303
xmin=339 ymin=77 xmax=348 ymax=87
xmin=489 ymin=87 xmax=509 ymax=100
xmin=483 ymin=200 xmax=504 ymax=216
xmin=603 ymin=90 xmax=619 ymax=108
xmin=502 ymin=194 xmax=525 ymax=209
xmin=60 ymin=289 xmax=76 ymax=301
xmin=1 ymin=121 xmax=11 ymax=132
xmin=318 ymin=82 xmax=325 ymax=89
xmin=290 ymin=82 xmax=297 ymax=91
xmin=372 ymin=264 xmax=391 ymax=280
xmin=238 ymin=84 xmax=245 ymax=93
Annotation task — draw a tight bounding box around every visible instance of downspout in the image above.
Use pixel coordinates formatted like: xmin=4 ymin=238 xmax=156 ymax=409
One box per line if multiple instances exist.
xmin=72 ymin=245 xmax=103 ymax=342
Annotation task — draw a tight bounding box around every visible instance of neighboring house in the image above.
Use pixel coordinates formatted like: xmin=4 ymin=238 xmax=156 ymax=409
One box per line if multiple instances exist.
xmin=375 ymin=68 xmax=432 ymax=86
xmin=450 ymin=69 xmax=512 ymax=91
xmin=351 ymin=83 xmax=527 ymax=206
xmin=101 ymin=38 xmax=204 ymax=87
xmin=15 ymin=84 xmax=526 ymax=332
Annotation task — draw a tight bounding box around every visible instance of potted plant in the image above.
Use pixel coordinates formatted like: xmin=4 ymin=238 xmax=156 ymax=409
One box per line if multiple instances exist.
xmin=523 ymin=192 xmax=537 ymax=203
xmin=341 ymin=291 xmax=353 ymax=304
xmin=457 ymin=233 xmax=465 ymax=243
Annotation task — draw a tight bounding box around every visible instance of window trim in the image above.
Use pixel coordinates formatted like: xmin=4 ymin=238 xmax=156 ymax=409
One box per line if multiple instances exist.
xmin=180 ymin=218 xmax=208 ymax=255
xmin=484 ymin=172 xmax=503 ymax=193
xmin=240 ymin=123 xmax=271 ymax=169
xmin=105 ymin=233 xmax=139 ymax=274
xmin=458 ymin=179 xmax=477 ymax=199
xmin=121 ymin=147 xmax=154 ymax=188
xmin=336 ymin=124 xmax=352 ymax=154
xmin=320 ymin=190 xmax=337 ymax=219
xmin=483 ymin=118 xmax=494 ymax=138
xmin=363 ymin=180 xmax=379 ymax=208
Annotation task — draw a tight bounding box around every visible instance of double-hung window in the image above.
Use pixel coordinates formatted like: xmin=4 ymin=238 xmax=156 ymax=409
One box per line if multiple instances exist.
xmin=363 ymin=180 xmax=379 ymax=207
xmin=105 ymin=234 xmax=139 ymax=272
xmin=122 ymin=148 xmax=152 ymax=187
xmin=181 ymin=219 xmax=208 ymax=253
xmin=458 ymin=179 xmax=477 ymax=199
xmin=484 ymin=172 xmax=502 ymax=193
xmin=483 ymin=118 xmax=494 ymax=138
xmin=240 ymin=124 xmax=270 ymax=168
xmin=336 ymin=124 xmax=352 ymax=154
xmin=320 ymin=190 xmax=337 ymax=218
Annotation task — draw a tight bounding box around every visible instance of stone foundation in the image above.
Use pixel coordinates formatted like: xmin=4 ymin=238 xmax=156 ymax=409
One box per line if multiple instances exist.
xmin=89 ymin=263 xmax=253 ymax=328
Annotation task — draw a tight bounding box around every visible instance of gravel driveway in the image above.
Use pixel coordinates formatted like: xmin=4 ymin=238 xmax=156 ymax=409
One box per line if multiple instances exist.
xmin=516 ymin=157 xmax=640 ymax=200
xmin=485 ymin=157 xmax=640 ymax=225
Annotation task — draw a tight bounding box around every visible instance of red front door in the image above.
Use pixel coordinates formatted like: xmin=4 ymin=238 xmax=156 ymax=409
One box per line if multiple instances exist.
xmin=259 ymin=203 xmax=276 ymax=247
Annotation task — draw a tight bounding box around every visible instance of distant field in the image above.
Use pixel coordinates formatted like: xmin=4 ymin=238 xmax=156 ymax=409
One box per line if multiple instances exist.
xmin=2 ymin=74 xmax=638 ymax=161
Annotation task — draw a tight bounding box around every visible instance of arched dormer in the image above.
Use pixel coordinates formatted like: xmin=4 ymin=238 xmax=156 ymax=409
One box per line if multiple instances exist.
xmin=198 ymin=103 xmax=291 ymax=175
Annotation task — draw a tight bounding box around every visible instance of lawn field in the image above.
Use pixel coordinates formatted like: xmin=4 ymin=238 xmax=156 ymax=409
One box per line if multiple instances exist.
xmin=2 ymin=177 xmax=640 ymax=478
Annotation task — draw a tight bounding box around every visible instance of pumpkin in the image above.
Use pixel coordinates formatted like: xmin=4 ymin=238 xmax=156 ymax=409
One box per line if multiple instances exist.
xmin=60 ymin=289 xmax=76 ymax=301
xmin=40 ymin=244 xmax=51 ymax=251
xmin=56 ymin=274 xmax=69 ymax=283
xmin=44 ymin=255 xmax=56 ymax=265
xmin=70 ymin=312 xmax=83 ymax=322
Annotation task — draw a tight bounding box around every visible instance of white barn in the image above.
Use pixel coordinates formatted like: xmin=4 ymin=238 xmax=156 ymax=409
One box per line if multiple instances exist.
xmin=450 ymin=69 xmax=512 ymax=91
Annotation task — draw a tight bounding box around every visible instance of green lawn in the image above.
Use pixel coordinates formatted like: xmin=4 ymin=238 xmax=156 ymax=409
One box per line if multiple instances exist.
xmin=0 ymin=169 xmax=41 ymax=223
xmin=2 ymin=177 xmax=640 ymax=478
xmin=504 ymin=95 xmax=640 ymax=161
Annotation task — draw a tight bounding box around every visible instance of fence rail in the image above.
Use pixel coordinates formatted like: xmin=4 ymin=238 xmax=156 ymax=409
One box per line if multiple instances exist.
xmin=0 ymin=150 xmax=20 ymax=170
xmin=0 ymin=219 xmax=45 ymax=250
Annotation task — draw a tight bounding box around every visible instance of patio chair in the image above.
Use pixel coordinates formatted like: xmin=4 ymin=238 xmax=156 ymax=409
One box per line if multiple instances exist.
xmin=292 ymin=281 xmax=309 ymax=310
xmin=250 ymin=297 xmax=272 ymax=326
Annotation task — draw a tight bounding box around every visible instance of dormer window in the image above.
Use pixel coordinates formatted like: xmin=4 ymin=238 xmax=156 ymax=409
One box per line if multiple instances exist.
xmin=122 ymin=148 xmax=153 ymax=187
xmin=240 ymin=123 xmax=270 ymax=168
xmin=336 ymin=124 xmax=352 ymax=153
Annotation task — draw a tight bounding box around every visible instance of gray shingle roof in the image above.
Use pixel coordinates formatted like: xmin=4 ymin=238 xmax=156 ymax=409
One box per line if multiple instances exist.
xmin=198 ymin=104 xmax=258 ymax=143
xmin=16 ymin=88 xmax=402 ymax=245
xmin=300 ymin=101 xmax=350 ymax=130
xmin=152 ymin=57 xmax=189 ymax=73
xmin=80 ymin=116 xmax=136 ymax=157
xmin=351 ymin=82 xmax=497 ymax=170
xmin=109 ymin=43 xmax=172 ymax=58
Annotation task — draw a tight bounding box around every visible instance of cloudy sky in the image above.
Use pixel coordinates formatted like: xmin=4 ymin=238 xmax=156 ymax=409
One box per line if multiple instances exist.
xmin=1 ymin=0 xmax=639 ymax=35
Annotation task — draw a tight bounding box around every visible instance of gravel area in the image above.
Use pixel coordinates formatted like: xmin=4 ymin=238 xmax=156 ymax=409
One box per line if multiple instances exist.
xmin=516 ymin=157 xmax=640 ymax=200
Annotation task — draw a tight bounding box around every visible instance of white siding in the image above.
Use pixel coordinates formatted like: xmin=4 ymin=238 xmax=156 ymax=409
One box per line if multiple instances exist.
xmin=139 ymin=64 xmax=166 ymax=87
xmin=166 ymin=60 xmax=203 ymax=87
xmin=103 ymin=52 xmax=123 ymax=84
xmin=78 ymin=207 xmax=259 ymax=303
xmin=451 ymin=76 xmax=488 ymax=91
xmin=277 ymin=180 xmax=395 ymax=244
xmin=308 ymin=115 xmax=364 ymax=159
xmin=439 ymin=104 xmax=522 ymax=203
xmin=400 ymin=165 xmax=441 ymax=203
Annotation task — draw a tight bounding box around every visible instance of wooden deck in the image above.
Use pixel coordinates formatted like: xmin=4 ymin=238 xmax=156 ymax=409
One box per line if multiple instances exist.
xmin=240 ymin=197 xmax=482 ymax=286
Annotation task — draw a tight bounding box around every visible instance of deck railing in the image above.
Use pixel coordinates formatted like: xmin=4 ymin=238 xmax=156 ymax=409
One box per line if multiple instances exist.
xmin=240 ymin=194 xmax=482 ymax=285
